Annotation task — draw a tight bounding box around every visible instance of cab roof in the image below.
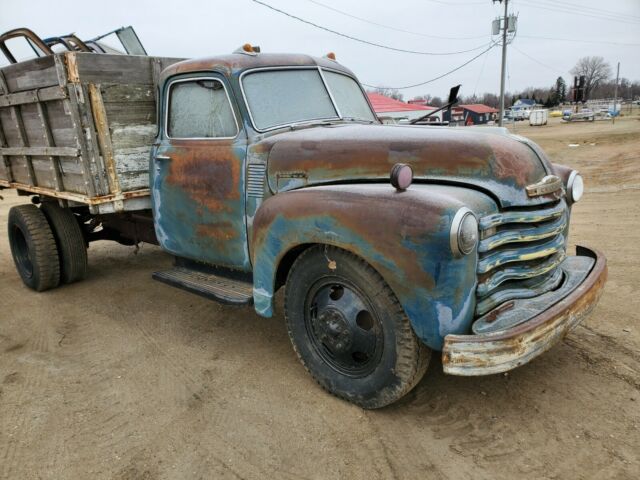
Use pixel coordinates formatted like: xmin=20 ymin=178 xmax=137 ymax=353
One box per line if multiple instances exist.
xmin=160 ymin=52 xmax=356 ymax=83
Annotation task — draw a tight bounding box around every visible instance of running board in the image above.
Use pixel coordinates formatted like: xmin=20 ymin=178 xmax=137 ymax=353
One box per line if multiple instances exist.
xmin=152 ymin=267 xmax=253 ymax=306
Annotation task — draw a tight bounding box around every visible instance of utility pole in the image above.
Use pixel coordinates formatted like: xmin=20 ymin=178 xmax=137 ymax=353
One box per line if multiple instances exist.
xmin=613 ymin=61 xmax=620 ymax=125
xmin=494 ymin=0 xmax=509 ymax=127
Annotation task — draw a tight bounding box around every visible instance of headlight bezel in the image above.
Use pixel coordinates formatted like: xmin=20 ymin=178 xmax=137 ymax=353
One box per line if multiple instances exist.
xmin=567 ymin=170 xmax=584 ymax=203
xmin=450 ymin=207 xmax=479 ymax=258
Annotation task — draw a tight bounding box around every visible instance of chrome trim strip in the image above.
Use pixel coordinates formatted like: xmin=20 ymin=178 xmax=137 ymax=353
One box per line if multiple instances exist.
xmin=476 ymin=251 xmax=566 ymax=297
xmin=478 ymin=213 xmax=567 ymax=252
xmin=317 ymin=66 xmax=342 ymax=119
xmin=475 ymin=268 xmax=564 ymax=316
xmin=479 ymin=200 xmax=565 ymax=230
xmin=477 ymin=234 xmax=565 ymax=274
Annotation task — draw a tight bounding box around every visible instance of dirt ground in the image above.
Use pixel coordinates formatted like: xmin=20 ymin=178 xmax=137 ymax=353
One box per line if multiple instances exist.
xmin=1 ymin=115 xmax=639 ymax=480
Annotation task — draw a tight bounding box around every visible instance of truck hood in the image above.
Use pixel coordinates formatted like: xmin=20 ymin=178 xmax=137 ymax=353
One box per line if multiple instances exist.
xmin=256 ymin=123 xmax=552 ymax=207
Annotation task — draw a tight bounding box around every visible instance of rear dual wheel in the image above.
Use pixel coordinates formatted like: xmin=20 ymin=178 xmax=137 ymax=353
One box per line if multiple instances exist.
xmin=285 ymin=246 xmax=430 ymax=409
xmin=8 ymin=203 xmax=87 ymax=291
xmin=8 ymin=204 xmax=60 ymax=291
xmin=40 ymin=203 xmax=88 ymax=284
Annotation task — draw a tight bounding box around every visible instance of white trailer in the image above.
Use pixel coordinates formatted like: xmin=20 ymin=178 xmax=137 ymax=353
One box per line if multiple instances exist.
xmin=529 ymin=109 xmax=548 ymax=126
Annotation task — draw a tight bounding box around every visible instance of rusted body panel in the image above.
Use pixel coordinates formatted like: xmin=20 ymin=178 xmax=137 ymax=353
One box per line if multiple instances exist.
xmin=148 ymin=52 xmax=607 ymax=373
xmin=152 ymin=139 xmax=251 ymax=270
xmin=257 ymin=124 xmax=554 ymax=207
xmin=442 ymin=246 xmax=607 ymax=375
xmin=251 ymin=183 xmax=497 ymax=349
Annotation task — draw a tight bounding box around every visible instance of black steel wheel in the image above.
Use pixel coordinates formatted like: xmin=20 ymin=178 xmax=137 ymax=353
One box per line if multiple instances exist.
xmin=7 ymin=204 xmax=60 ymax=291
xmin=305 ymin=278 xmax=384 ymax=378
xmin=40 ymin=202 xmax=88 ymax=284
xmin=285 ymin=245 xmax=430 ymax=409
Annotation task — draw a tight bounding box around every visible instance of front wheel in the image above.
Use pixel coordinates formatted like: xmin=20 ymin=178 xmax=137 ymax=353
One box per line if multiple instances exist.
xmin=284 ymin=246 xmax=430 ymax=409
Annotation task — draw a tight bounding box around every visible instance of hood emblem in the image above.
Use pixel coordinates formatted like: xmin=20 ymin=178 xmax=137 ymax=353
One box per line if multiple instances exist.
xmin=526 ymin=175 xmax=563 ymax=197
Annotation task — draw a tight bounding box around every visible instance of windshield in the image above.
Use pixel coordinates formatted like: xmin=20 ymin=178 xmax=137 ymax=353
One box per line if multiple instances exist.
xmin=242 ymin=68 xmax=376 ymax=131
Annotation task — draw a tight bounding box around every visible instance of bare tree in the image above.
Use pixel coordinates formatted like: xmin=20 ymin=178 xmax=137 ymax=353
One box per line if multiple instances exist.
xmin=570 ymin=56 xmax=611 ymax=100
xmin=430 ymin=96 xmax=443 ymax=107
xmin=374 ymin=87 xmax=404 ymax=101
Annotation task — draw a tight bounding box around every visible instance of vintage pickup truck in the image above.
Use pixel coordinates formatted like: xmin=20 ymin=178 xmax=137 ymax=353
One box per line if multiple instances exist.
xmin=0 ymin=38 xmax=607 ymax=408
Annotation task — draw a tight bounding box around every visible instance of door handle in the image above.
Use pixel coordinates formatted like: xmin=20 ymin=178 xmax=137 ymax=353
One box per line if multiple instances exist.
xmin=155 ymin=155 xmax=172 ymax=161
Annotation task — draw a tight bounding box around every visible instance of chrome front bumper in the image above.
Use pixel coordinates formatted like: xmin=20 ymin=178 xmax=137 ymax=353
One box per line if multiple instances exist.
xmin=442 ymin=246 xmax=607 ymax=376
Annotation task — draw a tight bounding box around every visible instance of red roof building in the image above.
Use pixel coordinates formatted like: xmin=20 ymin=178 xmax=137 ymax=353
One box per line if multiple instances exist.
xmin=444 ymin=104 xmax=499 ymax=125
xmin=459 ymin=104 xmax=499 ymax=114
xmin=366 ymin=93 xmax=437 ymax=122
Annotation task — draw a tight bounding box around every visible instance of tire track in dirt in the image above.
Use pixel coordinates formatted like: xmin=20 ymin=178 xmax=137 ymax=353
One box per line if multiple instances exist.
xmin=0 ymin=304 xmax=56 ymax=479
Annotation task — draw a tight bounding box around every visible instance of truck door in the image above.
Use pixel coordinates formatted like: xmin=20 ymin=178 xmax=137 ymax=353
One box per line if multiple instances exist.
xmin=151 ymin=74 xmax=250 ymax=270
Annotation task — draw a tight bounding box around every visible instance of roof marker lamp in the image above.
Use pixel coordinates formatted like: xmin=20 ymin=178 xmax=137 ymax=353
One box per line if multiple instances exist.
xmin=450 ymin=208 xmax=478 ymax=258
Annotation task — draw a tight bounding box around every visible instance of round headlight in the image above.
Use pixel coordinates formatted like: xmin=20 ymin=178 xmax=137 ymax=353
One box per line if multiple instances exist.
xmin=568 ymin=170 xmax=584 ymax=203
xmin=450 ymin=208 xmax=478 ymax=257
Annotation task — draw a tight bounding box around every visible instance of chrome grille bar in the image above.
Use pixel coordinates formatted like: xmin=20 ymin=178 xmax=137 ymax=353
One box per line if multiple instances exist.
xmin=475 ymin=199 xmax=569 ymax=317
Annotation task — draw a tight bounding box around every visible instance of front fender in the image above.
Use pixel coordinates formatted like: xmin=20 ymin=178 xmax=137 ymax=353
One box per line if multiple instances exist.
xmin=250 ymin=183 xmax=497 ymax=350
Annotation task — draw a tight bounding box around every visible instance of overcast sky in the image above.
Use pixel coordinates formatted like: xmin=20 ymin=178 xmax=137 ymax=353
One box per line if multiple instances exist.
xmin=2 ymin=0 xmax=639 ymax=100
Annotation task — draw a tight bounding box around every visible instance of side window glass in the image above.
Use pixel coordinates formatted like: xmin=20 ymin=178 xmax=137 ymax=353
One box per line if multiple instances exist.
xmin=167 ymin=79 xmax=237 ymax=138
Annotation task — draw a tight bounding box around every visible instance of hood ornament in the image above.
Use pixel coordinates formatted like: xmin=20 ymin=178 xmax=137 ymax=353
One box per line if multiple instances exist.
xmin=526 ymin=175 xmax=563 ymax=197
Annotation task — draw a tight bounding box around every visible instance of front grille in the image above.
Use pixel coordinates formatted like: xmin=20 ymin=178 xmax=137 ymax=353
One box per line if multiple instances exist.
xmin=475 ymin=199 xmax=568 ymax=316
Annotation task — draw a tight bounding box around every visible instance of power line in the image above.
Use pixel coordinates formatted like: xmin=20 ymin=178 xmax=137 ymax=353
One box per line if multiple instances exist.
xmin=473 ymin=41 xmax=493 ymax=96
xmin=517 ymin=0 xmax=640 ymax=25
xmin=519 ymin=34 xmax=640 ymax=47
xmin=521 ymin=0 xmax=640 ymax=23
xmin=541 ymin=0 xmax=640 ymax=21
xmin=511 ymin=45 xmax=566 ymax=75
xmin=251 ymin=0 xmax=493 ymax=55
xmin=303 ymin=0 xmax=489 ymax=40
xmin=426 ymin=0 xmax=487 ymax=5
xmin=547 ymin=0 xmax=640 ymax=20
xmin=361 ymin=42 xmax=498 ymax=90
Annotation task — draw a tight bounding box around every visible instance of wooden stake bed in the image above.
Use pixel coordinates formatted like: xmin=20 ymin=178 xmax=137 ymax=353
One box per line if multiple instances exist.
xmin=0 ymin=52 xmax=182 ymax=213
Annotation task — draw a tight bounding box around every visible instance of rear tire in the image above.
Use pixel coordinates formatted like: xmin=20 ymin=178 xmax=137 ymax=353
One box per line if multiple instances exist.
xmin=284 ymin=246 xmax=430 ymax=409
xmin=40 ymin=202 xmax=88 ymax=284
xmin=8 ymin=204 xmax=60 ymax=291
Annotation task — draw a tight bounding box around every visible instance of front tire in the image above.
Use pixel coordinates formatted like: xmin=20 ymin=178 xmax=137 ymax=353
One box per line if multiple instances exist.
xmin=8 ymin=204 xmax=60 ymax=291
xmin=284 ymin=246 xmax=430 ymax=409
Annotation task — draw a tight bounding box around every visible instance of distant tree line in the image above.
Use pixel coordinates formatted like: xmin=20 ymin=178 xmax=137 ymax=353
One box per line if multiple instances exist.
xmin=374 ymin=56 xmax=640 ymax=108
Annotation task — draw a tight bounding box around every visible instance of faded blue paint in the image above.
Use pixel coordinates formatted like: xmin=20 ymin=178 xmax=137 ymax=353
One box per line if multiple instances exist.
xmin=151 ymin=72 xmax=251 ymax=271
xmin=251 ymin=184 xmax=497 ymax=350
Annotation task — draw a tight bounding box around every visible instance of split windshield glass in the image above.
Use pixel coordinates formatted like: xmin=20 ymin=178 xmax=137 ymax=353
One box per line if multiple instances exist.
xmin=242 ymin=68 xmax=375 ymax=131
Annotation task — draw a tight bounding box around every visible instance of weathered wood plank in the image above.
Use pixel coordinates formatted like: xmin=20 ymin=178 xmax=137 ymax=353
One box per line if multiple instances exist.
xmin=72 ymin=53 xmax=182 ymax=85
xmin=88 ymin=83 xmax=120 ymax=196
xmin=0 ymin=52 xmax=179 ymax=205
xmin=0 ymin=55 xmax=59 ymax=92
xmin=36 ymin=100 xmax=65 ymax=192
xmin=100 ymin=83 xmax=154 ymax=102
xmin=0 ymin=85 xmax=67 ymax=107
xmin=0 ymin=112 xmax=11 ymax=182
xmin=0 ymin=146 xmax=79 ymax=156
xmin=66 ymin=83 xmax=97 ymax=197
xmin=0 ymin=70 xmax=36 ymax=186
